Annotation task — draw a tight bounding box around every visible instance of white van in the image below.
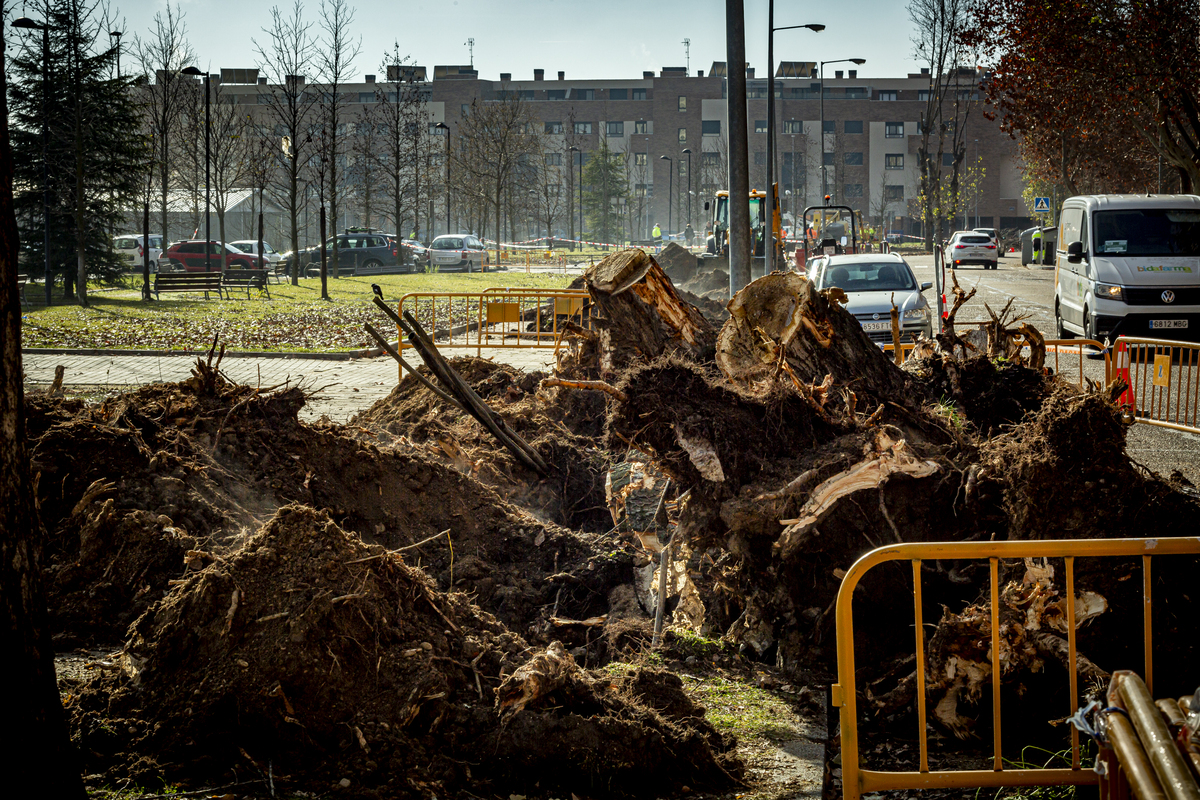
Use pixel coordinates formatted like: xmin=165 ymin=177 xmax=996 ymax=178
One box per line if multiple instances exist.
xmin=113 ymin=234 xmax=164 ymax=272
xmin=1054 ymin=195 xmax=1200 ymax=342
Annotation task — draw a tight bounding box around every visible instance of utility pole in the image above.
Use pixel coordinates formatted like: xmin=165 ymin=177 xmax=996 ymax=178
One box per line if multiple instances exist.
xmin=726 ymin=0 xmax=751 ymax=294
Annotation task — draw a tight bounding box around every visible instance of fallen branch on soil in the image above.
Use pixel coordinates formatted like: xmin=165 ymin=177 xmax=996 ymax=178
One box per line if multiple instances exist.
xmin=540 ymin=377 xmax=628 ymax=402
xmin=363 ymin=322 xmax=466 ymax=413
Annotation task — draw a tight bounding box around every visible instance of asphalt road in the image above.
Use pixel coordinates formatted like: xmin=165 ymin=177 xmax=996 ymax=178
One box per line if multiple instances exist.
xmin=902 ymin=251 xmax=1200 ymax=483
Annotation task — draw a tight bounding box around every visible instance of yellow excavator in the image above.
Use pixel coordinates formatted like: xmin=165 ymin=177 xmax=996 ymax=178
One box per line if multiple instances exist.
xmin=700 ymin=185 xmax=785 ymax=274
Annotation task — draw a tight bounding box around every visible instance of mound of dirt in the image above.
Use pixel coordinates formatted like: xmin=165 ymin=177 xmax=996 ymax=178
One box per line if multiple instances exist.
xmin=681 ymin=267 xmax=730 ymax=301
xmin=69 ymin=506 xmax=741 ymax=797
xmin=657 ymin=242 xmax=699 ymax=284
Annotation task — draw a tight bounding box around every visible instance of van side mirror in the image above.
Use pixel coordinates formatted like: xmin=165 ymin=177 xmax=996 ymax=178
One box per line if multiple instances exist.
xmin=1067 ymin=240 xmax=1083 ymax=263
xmin=704 ymin=201 xmax=710 ymax=211
xmin=920 ymin=281 xmax=933 ymax=291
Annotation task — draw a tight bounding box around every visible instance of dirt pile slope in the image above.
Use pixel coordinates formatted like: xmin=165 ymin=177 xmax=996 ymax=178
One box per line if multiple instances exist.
xmin=70 ymin=506 xmax=740 ymax=797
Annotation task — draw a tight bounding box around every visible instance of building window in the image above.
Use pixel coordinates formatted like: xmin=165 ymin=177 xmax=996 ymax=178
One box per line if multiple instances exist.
xmin=358 ymin=92 xmax=376 ymax=103
xmin=632 ymin=88 xmax=647 ymax=100
xmin=574 ymin=121 xmax=593 ymax=134
xmin=878 ymin=90 xmax=897 ymax=101
xmin=461 ymin=104 xmax=470 ymax=115
xmin=607 ymin=121 xmax=624 ymax=137
xmin=678 ymin=95 xmax=687 ymax=111
xmin=843 ymin=183 xmax=863 ymax=198
xmin=844 ymin=120 xmax=864 ymax=134
xmin=845 ymin=88 xmax=868 ymax=99
xmin=573 ymin=151 xmax=589 ymax=166
xmin=574 ymin=88 xmax=594 ymax=100
xmin=844 ymin=152 xmax=864 ymax=166
xmin=635 ymin=183 xmax=653 ymax=197
xmin=634 ymin=120 xmax=648 ymax=134
xmin=885 ymin=154 xmax=904 ymax=169
xmin=545 ymin=152 xmax=563 ymax=166
xmin=678 ymin=128 xmax=687 ymax=144
xmin=885 ymin=121 xmax=904 ymax=138
xmin=918 ymin=90 xmax=931 ymax=101
xmin=884 ymin=185 xmax=905 ymax=201
xmin=547 ymin=89 xmax=566 ymax=100
xmin=634 ymin=152 xmax=647 ymax=166
xmin=754 ymin=151 xmax=765 ymax=166
xmin=545 ymin=121 xmax=563 ymax=134
xmin=545 ymin=184 xmax=560 ymax=197
xmin=755 ymin=119 xmax=768 ymax=134
xmin=610 ymin=88 xmax=628 ymax=100
xmin=782 ymin=120 xmax=802 ymax=134
xmin=701 ymin=152 xmax=720 ymax=166
xmin=823 ymin=152 xmax=834 ymax=166
xmin=702 ymin=120 xmax=720 ymax=135
xmin=822 ymin=120 xmax=835 ymax=133
xmin=943 ymin=152 xmax=956 ymax=167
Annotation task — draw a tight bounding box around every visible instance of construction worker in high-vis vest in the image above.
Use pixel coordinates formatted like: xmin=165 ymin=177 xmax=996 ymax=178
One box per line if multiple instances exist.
xmin=1032 ymin=227 xmax=1043 ymax=262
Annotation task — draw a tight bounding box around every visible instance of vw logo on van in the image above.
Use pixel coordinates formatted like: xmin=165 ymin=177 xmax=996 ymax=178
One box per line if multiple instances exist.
xmin=872 ymin=313 xmax=881 ymax=320
xmin=1162 ymin=290 xmax=1176 ymax=304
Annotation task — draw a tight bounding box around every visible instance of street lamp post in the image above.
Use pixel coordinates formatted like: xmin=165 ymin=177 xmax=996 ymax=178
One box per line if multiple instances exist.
xmin=819 ymin=57 xmax=866 ymax=203
xmin=436 ymin=122 xmax=450 ymax=238
xmin=13 ymin=17 xmax=52 ymax=306
xmin=767 ymin=18 xmax=823 ymax=273
xmin=659 ymin=155 xmax=673 ymax=236
xmin=973 ymin=138 xmax=979 ymax=228
xmin=568 ymin=145 xmax=580 ymax=250
xmin=182 ymin=67 xmax=211 ymax=271
xmin=681 ymin=148 xmax=692 ymax=234
xmin=109 ymin=29 xmax=122 ymax=77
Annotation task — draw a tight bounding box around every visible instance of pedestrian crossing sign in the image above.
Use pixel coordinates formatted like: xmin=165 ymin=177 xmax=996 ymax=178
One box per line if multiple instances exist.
xmin=1033 ymin=196 xmax=1051 ymax=213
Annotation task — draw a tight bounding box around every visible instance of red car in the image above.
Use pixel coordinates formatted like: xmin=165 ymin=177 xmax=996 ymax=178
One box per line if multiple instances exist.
xmin=162 ymin=240 xmax=265 ymax=272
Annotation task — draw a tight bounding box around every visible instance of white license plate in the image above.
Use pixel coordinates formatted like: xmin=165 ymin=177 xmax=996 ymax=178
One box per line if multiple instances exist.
xmin=861 ymin=321 xmax=892 ymax=332
xmin=1150 ymin=319 xmax=1189 ymax=329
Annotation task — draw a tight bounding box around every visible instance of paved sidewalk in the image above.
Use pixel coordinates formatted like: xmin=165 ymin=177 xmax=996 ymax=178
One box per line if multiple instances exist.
xmin=22 ymin=348 xmax=559 ymax=422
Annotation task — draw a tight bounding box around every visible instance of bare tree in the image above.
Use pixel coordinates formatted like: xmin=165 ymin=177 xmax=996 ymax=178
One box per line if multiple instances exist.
xmin=254 ymin=0 xmax=320 ymax=284
xmin=316 ymin=0 xmax=360 ymax=278
xmin=348 ymin=105 xmax=384 ymax=230
xmin=909 ymin=0 xmax=972 ymax=246
xmin=455 ymin=93 xmax=544 ymax=264
xmin=206 ymin=81 xmax=252 ymax=250
xmin=374 ymin=47 xmax=430 ymax=245
xmin=134 ymin=3 xmax=195 ymax=246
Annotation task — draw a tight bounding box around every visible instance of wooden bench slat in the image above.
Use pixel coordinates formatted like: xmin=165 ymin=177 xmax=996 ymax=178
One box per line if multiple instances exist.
xmin=153 ymin=271 xmax=225 ymax=300
xmin=221 ymin=269 xmax=270 ymax=299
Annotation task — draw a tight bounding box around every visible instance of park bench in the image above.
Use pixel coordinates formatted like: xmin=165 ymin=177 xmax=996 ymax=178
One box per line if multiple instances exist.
xmin=17 ymin=273 xmax=28 ymax=305
xmin=153 ymin=271 xmax=224 ymax=300
xmin=267 ymin=261 xmax=289 ymax=284
xmin=221 ymin=268 xmax=271 ymax=299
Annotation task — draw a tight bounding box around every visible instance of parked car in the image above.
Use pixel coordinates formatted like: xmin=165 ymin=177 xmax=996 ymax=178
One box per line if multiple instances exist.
xmin=944 ymin=231 xmax=999 ymax=269
xmin=807 ymin=253 xmax=934 ymax=343
xmin=113 ymin=234 xmax=164 ymax=272
xmin=161 ymin=240 xmax=265 ymax=272
xmin=229 ymin=240 xmax=284 ymax=264
xmin=427 ymin=234 xmax=490 ymax=272
xmin=286 ymin=231 xmax=408 ymax=275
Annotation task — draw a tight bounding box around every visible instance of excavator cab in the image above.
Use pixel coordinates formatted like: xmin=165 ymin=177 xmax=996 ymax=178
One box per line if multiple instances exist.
xmin=801 ymin=202 xmax=860 ymax=268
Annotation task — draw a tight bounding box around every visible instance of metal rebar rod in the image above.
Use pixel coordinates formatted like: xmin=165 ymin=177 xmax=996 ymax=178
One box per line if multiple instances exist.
xmin=1107 ymin=706 xmax=1169 ymax=800
xmin=1118 ymin=672 xmax=1200 ymax=800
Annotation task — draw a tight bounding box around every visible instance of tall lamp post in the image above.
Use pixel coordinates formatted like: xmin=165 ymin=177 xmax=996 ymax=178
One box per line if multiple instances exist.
xmin=973 ymin=138 xmax=979 ymax=228
xmin=109 ymin=29 xmax=123 ymax=77
xmin=568 ymin=145 xmax=580 ymax=249
xmin=181 ymin=67 xmax=211 ymax=271
xmin=436 ymin=122 xmax=450 ymax=236
xmin=767 ymin=18 xmax=823 ymax=272
xmin=659 ymin=155 xmax=673 ymax=235
xmin=13 ymin=17 xmax=52 ymax=306
xmin=681 ymin=148 xmax=692 ymax=234
xmin=819 ymin=57 xmax=865 ymax=203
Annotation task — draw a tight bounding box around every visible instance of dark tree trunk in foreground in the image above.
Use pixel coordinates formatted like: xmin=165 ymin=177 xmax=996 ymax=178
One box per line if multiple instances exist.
xmin=0 ymin=27 xmax=86 ymax=797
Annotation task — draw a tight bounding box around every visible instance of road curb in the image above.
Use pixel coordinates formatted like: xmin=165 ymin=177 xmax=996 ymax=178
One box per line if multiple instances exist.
xmin=22 ymin=346 xmax=388 ymax=361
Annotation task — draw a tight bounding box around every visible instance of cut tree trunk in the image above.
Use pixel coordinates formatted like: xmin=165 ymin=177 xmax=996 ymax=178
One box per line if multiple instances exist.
xmin=585 ymin=249 xmax=716 ymax=376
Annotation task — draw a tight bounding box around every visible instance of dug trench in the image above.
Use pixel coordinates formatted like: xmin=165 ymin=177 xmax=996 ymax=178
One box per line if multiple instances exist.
xmin=30 ymin=249 xmax=1200 ymax=798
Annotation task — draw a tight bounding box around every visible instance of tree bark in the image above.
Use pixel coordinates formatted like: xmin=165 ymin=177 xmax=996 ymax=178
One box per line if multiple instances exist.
xmin=584 ymin=248 xmax=716 ymax=376
xmin=0 ymin=31 xmax=86 ymax=795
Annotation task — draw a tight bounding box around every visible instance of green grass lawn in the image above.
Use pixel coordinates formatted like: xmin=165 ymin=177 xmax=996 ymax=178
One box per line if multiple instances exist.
xmin=21 ymin=271 xmax=577 ymax=353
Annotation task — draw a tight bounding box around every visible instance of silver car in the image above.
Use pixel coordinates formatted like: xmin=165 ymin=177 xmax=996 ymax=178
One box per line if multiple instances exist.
xmin=809 ymin=253 xmax=934 ymax=343
xmin=229 ymin=240 xmax=284 ymax=264
xmin=428 ymin=234 xmax=490 ymax=272
xmin=945 ymin=231 xmax=999 ymax=270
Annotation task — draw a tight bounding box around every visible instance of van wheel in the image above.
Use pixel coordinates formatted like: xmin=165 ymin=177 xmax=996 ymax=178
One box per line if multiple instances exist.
xmin=1055 ymin=301 xmax=1074 ymax=340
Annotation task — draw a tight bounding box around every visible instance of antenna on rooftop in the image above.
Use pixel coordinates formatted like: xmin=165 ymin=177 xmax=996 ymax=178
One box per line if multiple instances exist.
xmin=466 ymin=37 xmax=475 ymax=69
xmin=683 ymin=38 xmax=690 ymax=73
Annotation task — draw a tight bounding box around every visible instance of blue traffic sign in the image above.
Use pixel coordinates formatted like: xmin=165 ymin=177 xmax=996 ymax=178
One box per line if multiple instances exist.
xmin=1033 ymin=196 xmax=1052 ymax=213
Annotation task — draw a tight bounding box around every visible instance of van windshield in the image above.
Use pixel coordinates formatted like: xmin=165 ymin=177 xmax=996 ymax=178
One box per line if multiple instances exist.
xmin=1093 ymin=209 xmax=1200 ymax=256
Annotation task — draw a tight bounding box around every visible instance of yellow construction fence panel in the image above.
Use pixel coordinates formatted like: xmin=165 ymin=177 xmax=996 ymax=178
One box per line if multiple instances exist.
xmin=486 ymin=302 xmax=521 ymax=324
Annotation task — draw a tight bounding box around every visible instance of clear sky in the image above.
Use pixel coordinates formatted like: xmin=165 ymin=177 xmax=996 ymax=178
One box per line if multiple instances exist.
xmin=106 ymin=0 xmax=924 ymax=82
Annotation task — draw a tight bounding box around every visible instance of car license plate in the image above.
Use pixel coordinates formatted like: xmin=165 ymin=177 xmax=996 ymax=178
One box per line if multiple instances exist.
xmin=1150 ymin=319 xmax=1189 ymax=329
xmin=861 ymin=321 xmax=892 ymax=332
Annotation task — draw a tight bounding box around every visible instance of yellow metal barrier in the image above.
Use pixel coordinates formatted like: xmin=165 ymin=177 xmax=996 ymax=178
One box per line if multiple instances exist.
xmin=395 ymin=288 xmax=593 ymax=373
xmin=1111 ymin=337 xmax=1200 ymax=434
xmin=836 ymin=537 xmax=1200 ymax=800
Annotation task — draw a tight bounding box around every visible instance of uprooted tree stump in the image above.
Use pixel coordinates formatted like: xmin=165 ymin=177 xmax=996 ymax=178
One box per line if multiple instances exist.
xmin=715 ymin=272 xmax=915 ymax=406
xmin=585 ymin=249 xmax=716 ymax=376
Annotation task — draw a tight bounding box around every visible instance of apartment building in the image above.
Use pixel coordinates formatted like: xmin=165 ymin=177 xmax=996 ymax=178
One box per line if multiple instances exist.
xmin=181 ymin=61 xmax=1032 ymax=244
